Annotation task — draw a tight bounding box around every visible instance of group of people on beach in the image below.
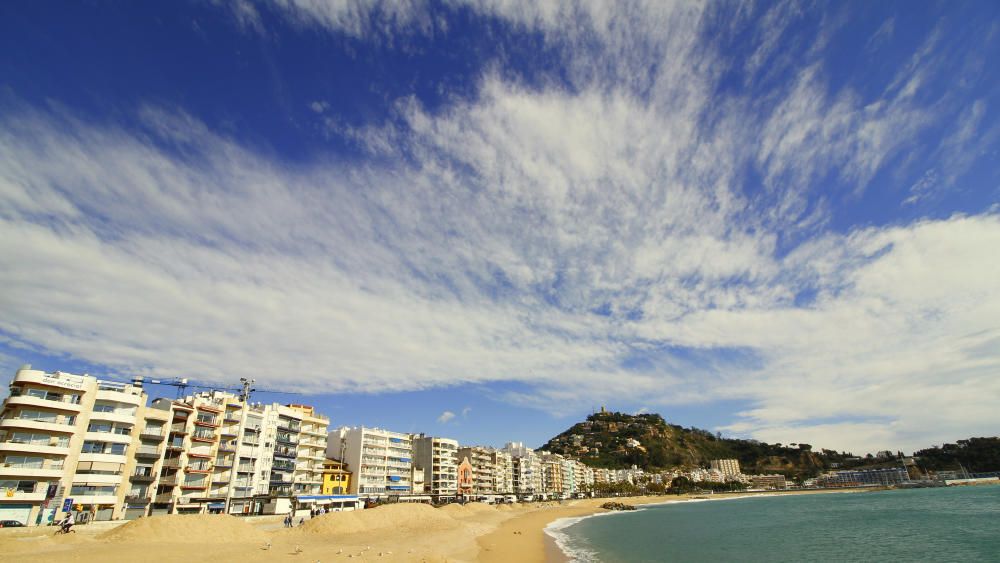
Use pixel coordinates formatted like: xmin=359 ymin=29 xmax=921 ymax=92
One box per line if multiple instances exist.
xmin=282 ymin=506 xmax=332 ymax=528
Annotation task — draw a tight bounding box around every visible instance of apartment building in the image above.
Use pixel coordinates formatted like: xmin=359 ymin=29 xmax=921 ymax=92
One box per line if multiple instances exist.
xmin=710 ymin=459 xmax=741 ymax=478
xmin=491 ymin=450 xmax=513 ymax=495
xmin=147 ymin=391 xmax=242 ymax=514
xmin=124 ymin=406 xmax=170 ymax=518
xmin=457 ymin=446 xmax=496 ymax=495
xmin=0 ymin=367 xmax=146 ymax=526
xmin=285 ymin=404 xmax=328 ymax=498
xmin=227 ymin=404 xmax=268 ymax=514
xmin=504 ymin=442 xmax=543 ymax=496
xmin=541 ymin=455 xmax=564 ymax=495
xmin=412 ymin=435 xmax=458 ymax=498
xmin=327 ymin=427 xmax=413 ymax=497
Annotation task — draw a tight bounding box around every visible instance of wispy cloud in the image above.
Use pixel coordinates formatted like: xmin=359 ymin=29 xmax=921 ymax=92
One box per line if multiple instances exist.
xmin=3 ymin=2 xmax=999 ymax=453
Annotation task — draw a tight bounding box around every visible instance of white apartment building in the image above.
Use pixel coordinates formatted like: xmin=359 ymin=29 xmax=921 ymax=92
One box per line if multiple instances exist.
xmin=1 ymin=367 xmax=338 ymax=525
xmin=491 ymin=449 xmax=514 ymax=495
xmin=327 ymin=426 xmax=413 ymax=497
xmin=260 ymin=404 xmax=327 ymax=500
xmin=710 ymin=458 xmax=742 ymax=478
xmin=285 ymin=404 xmax=328 ymax=498
xmin=504 ymin=442 xmax=543 ymax=495
xmin=413 ymin=435 xmax=458 ymax=497
xmin=0 ymin=366 xmax=147 ymax=525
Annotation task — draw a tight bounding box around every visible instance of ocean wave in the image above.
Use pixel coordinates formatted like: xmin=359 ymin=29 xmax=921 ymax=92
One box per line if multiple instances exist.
xmin=544 ymin=513 xmax=612 ymax=562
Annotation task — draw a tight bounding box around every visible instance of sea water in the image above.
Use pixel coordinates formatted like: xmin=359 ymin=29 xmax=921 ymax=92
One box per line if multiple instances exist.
xmin=548 ymin=486 xmax=1000 ymax=562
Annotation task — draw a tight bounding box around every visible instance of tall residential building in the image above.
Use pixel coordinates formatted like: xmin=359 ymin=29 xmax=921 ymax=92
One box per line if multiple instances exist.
xmin=260 ymin=404 xmax=328 ymax=499
xmin=541 ymin=455 xmax=564 ymax=494
xmin=490 ymin=450 xmax=513 ymax=495
xmin=0 ymin=367 xmax=147 ymax=525
xmin=504 ymin=442 xmax=542 ymax=495
xmin=148 ymin=391 xmax=246 ymax=514
xmin=327 ymin=426 xmax=413 ymax=497
xmin=225 ymin=400 xmax=269 ymax=514
xmin=287 ymin=405 xmax=328 ymax=497
xmin=124 ymin=404 xmax=170 ymax=519
xmin=457 ymin=446 xmax=496 ymax=495
xmin=710 ymin=459 xmax=741 ymax=478
xmin=412 ymin=434 xmax=458 ymax=497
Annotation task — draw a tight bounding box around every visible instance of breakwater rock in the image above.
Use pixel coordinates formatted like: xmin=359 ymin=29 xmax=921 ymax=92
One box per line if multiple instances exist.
xmin=601 ymin=502 xmax=637 ymax=511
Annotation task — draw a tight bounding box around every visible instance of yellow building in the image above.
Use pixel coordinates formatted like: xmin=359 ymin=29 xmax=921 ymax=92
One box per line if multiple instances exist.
xmin=321 ymin=459 xmax=351 ymax=495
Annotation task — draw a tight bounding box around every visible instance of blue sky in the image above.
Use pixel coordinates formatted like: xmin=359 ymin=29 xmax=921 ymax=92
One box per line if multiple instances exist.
xmin=1 ymin=1 xmax=998 ymax=454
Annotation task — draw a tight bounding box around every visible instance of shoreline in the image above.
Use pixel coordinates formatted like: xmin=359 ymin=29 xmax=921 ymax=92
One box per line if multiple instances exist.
xmin=0 ymin=488 xmax=888 ymax=562
xmin=483 ymin=488 xmax=883 ymax=562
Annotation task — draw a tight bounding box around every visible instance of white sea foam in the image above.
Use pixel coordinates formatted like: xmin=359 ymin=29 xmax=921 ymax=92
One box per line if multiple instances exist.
xmin=544 ymin=513 xmax=614 ymax=562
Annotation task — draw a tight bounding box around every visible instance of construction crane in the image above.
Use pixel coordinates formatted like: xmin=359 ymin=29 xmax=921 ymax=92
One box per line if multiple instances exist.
xmin=131 ymin=376 xmax=300 ymax=403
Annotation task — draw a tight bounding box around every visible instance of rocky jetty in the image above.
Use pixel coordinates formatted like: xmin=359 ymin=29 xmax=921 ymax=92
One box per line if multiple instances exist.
xmin=601 ymin=502 xmax=637 ymax=511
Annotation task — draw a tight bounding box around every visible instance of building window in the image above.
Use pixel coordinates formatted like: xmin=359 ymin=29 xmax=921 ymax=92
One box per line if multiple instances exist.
xmin=2 ymin=455 xmax=44 ymax=469
xmin=69 ymin=484 xmax=117 ymax=496
xmin=0 ymin=480 xmax=37 ymax=493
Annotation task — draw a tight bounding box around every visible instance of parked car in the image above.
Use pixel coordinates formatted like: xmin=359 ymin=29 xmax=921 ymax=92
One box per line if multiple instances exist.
xmin=0 ymin=520 xmax=25 ymax=528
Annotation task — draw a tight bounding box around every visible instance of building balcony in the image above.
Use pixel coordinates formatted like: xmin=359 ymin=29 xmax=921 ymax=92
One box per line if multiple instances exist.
xmin=161 ymin=458 xmax=181 ymax=468
xmin=186 ymin=466 xmax=212 ymax=474
xmin=0 ymin=465 xmax=63 ymax=478
xmin=140 ymin=430 xmax=166 ymax=441
xmin=181 ymin=482 xmax=209 ymax=490
xmin=0 ymin=417 xmax=76 ymax=434
xmin=158 ymin=476 xmax=179 ymax=487
xmin=124 ymin=495 xmax=151 ymax=505
xmin=130 ymin=473 xmax=157 ymax=483
xmin=12 ymin=369 xmax=87 ymax=390
xmin=191 ymin=435 xmax=216 ymax=444
xmin=89 ymin=411 xmax=137 ymax=424
xmin=170 ymin=423 xmax=189 ymax=434
xmin=96 ymin=388 xmax=143 ymax=406
xmin=68 ymin=494 xmax=119 ymax=505
xmin=78 ymin=453 xmax=129 ymax=466
xmin=135 ymin=446 xmax=162 ymax=459
xmin=193 ymin=419 xmax=220 ymax=428
xmin=85 ymin=430 xmax=133 ymax=444
xmin=196 ymin=404 xmax=223 ymax=414
xmin=4 ymin=394 xmax=82 ymax=413
xmin=154 ymin=492 xmax=175 ymax=503
xmin=0 ymin=441 xmax=70 ymax=456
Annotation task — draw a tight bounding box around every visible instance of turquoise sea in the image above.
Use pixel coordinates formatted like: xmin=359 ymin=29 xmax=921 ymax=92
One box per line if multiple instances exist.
xmin=548 ymin=486 xmax=1000 ymax=562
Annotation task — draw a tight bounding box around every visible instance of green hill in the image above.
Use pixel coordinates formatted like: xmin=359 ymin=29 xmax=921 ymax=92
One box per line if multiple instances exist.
xmin=539 ymin=411 xmax=835 ymax=480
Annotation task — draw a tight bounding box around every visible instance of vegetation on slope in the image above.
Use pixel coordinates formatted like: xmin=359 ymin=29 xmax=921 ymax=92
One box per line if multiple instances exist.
xmin=541 ymin=411 xmax=850 ymax=480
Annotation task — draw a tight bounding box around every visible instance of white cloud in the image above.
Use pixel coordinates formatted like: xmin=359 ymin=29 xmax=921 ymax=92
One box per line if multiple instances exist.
xmin=437 ymin=410 xmax=456 ymax=424
xmin=461 ymin=407 xmax=471 ymax=418
xmin=2 ymin=3 xmax=998 ymax=454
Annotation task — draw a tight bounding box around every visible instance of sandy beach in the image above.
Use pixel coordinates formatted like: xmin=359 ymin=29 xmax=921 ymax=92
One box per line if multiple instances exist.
xmin=0 ymin=491 xmax=873 ymax=562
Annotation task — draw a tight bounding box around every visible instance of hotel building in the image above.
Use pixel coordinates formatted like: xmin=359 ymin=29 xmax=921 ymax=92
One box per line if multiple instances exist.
xmin=710 ymin=459 xmax=742 ymax=478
